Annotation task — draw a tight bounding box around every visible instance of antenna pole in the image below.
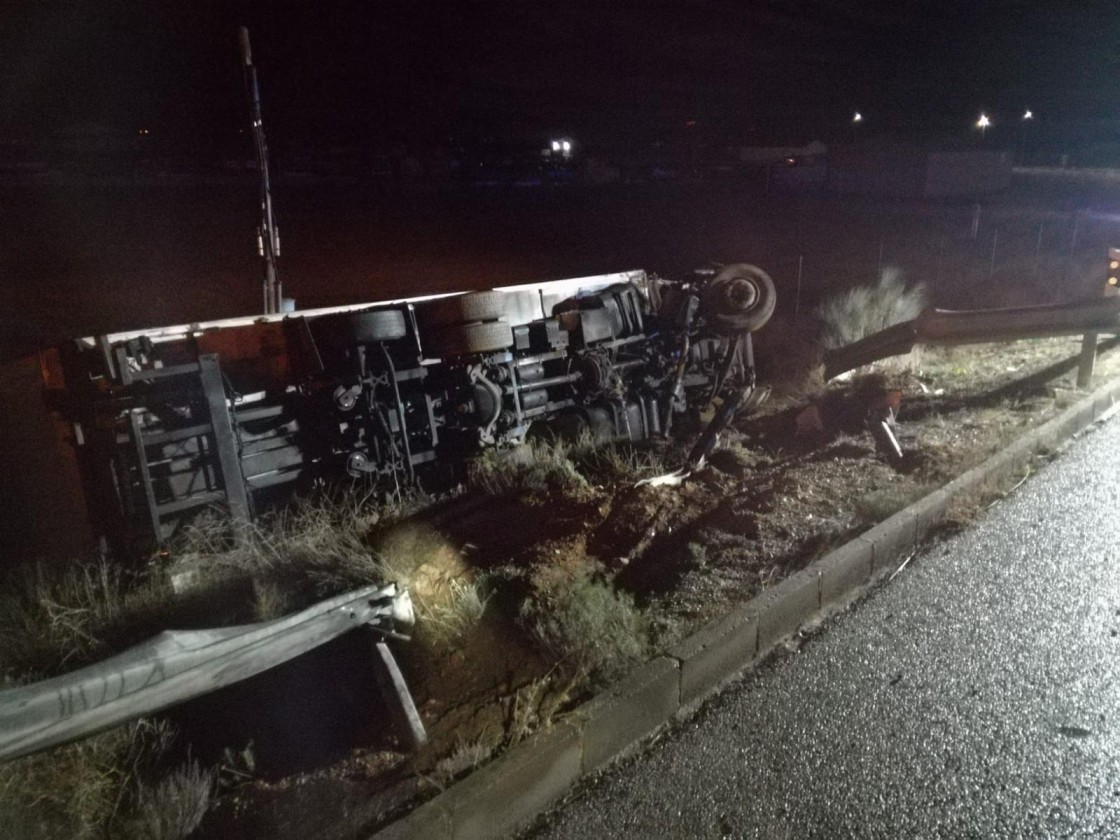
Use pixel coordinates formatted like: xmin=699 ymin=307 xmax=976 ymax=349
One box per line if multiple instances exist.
xmin=239 ymin=26 xmax=281 ymax=314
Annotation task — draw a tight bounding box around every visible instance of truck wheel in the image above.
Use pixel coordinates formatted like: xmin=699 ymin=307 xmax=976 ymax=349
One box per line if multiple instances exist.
xmin=318 ymin=309 xmax=408 ymax=343
xmin=702 ymin=264 xmax=776 ymax=333
xmin=425 ymin=320 xmax=513 ymax=357
xmin=416 ymin=291 xmax=507 ymax=327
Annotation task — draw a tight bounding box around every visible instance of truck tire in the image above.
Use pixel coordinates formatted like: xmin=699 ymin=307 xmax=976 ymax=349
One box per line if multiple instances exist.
xmin=416 ymin=291 xmax=507 ymax=327
xmin=318 ymin=309 xmax=408 ymax=343
xmin=702 ymin=264 xmax=776 ymax=333
xmin=425 ymin=320 xmax=513 ymax=357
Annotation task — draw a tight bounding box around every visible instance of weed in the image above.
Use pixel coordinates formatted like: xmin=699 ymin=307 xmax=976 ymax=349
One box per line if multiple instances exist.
xmin=816 ymin=267 xmax=927 ymax=352
xmin=520 ymin=568 xmax=649 ymax=686
xmin=368 ymin=521 xmax=460 ymax=593
xmin=568 ymin=438 xmax=665 ymax=485
xmin=707 ymin=440 xmax=760 ymax=478
xmin=504 ymin=671 xmax=578 ymax=745
xmin=364 ymin=520 xmax=492 ymax=649
xmin=417 ymin=576 xmax=490 ymax=648
xmin=0 ymin=718 xmax=180 ymax=840
xmin=217 ymin=742 xmax=257 ymax=790
xmin=128 ymin=760 xmax=216 ymax=840
xmin=467 ymin=439 xmax=588 ymax=498
xmin=170 ymin=495 xmax=384 ymax=598
xmin=686 ymin=541 xmax=709 ymax=568
xmin=0 ymin=560 xmax=173 ymax=679
xmin=854 ymin=483 xmax=932 ymax=523
xmin=250 ymin=577 xmax=292 ymax=621
xmin=428 ymin=735 xmax=495 ymax=790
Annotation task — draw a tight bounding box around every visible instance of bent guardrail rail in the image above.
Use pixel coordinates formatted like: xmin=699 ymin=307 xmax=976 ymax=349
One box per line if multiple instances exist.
xmin=0 ymin=583 xmax=420 ymax=761
xmin=823 ymin=297 xmax=1120 ymax=381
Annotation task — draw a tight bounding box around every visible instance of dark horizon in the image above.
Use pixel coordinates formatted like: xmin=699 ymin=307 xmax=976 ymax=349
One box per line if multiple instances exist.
xmin=1 ymin=2 xmax=1119 ymax=152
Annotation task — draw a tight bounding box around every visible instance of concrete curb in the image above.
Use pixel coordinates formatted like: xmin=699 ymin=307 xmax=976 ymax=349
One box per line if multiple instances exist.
xmin=371 ymin=373 xmax=1120 ymax=840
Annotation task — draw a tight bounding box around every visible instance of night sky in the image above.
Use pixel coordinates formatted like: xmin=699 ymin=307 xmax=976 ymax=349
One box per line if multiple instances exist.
xmin=1 ymin=1 xmax=1118 ymax=151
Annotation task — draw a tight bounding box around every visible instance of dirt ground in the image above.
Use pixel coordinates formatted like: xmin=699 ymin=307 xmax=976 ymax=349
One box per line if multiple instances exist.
xmin=193 ymin=333 xmax=1120 ymax=840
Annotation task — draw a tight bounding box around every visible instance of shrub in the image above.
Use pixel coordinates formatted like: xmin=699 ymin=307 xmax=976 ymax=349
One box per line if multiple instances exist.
xmin=520 ymin=569 xmax=649 ymax=686
xmin=816 ymin=266 xmax=927 ymax=350
xmin=467 ymin=439 xmax=588 ymax=498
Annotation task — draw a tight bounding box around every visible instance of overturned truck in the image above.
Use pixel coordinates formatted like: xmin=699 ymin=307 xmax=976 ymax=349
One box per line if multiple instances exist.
xmin=42 ymin=266 xmax=777 ymax=556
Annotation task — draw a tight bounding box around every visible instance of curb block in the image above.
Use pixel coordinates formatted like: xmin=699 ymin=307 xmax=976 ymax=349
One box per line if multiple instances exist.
xmin=443 ymin=722 xmax=582 ymax=840
xmin=863 ymin=508 xmax=917 ymax=580
xmin=668 ymin=604 xmax=758 ymax=707
xmin=818 ymin=538 xmax=873 ymax=607
xmin=371 ymin=370 xmax=1120 ymax=840
xmin=755 ymin=568 xmax=821 ymax=653
xmin=575 ymin=657 xmax=679 ymax=773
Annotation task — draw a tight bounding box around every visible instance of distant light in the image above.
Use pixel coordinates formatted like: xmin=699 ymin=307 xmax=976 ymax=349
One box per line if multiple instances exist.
xmin=561 ymin=140 xmax=571 ymax=152
xmin=138 ymin=128 xmax=150 ymax=136
xmin=1023 ymin=110 xmax=1033 ymax=120
xmin=852 ymin=112 xmax=863 ymax=123
xmin=551 ymin=140 xmax=561 ymax=152
xmin=977 ymin=114 xmax=991 ymax=129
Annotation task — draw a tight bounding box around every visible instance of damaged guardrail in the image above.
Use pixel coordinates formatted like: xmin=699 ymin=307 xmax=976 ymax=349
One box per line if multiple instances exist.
xmin=823 ymin=296 xmax=1120 ymax=381
xmin=0 ymin=583 xmax=423 ymax=762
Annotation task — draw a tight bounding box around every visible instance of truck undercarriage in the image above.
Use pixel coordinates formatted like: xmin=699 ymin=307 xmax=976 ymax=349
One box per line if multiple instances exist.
xmin=42 ymin=265 xmax=777 ymax=556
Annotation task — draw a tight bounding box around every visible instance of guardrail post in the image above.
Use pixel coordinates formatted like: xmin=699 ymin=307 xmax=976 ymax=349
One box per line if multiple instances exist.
xmin=369 ymin=636 xmax=428 ymax=750
xmin=1077 ymin=333 xmax=1098 ymax=388
xmin=1078 ymin=247 xmax=1117 ymax=389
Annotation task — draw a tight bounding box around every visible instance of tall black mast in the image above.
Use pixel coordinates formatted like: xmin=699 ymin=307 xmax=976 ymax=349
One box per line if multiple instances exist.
xmin=239 ymin=26 xmax=281 ymax=314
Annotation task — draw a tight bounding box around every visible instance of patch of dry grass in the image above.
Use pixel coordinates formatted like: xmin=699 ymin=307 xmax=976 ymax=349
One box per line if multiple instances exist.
xmin=0 ymin=718 xmax=214 ymax=840
xmin=568 ymin=437 xmax=666 ymax=485
xmin=0 ymin=560 xmax=174 ymax=680
xmin=127 ymin=759 xmax=216 ymax=840
xmin=816 ymin=266 xmax=927 ymax=351
xmin=467 ymin=438 xmax=588 ymax=498
xmin=520 ymin=567 xmax=650 ymax=686
xmin=853 ymin=482 xmax=934 ymax=524
xmin=417 ymin=577 xmax=490 ymax=648
xmin=427 ymin=735 xmax=495 ymax=790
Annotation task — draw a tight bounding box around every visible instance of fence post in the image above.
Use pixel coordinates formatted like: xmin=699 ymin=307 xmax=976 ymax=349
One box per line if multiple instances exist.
xmin=1034 ymin=220 xmax=1044 ymax=278
xmin=988 ymin=229 xmax=998 ymax=279
xmin=795 ymin=254 xmax=803 ymax=319
xmin=971 ymin=203 xmax=981 ymax=239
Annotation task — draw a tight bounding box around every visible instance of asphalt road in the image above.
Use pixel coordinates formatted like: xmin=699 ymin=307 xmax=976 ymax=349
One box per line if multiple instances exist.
xmin=520 ymin=411 xmax=1120 ymax=840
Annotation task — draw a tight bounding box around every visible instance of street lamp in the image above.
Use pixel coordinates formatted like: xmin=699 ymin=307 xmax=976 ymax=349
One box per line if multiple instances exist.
xmin=977 ymin=113 xmax=991 ymax=140
xmin=850 ymin=111 xmax=863 ymax=144
xmin=1019 ymin=110 xmax=1034 ymax=163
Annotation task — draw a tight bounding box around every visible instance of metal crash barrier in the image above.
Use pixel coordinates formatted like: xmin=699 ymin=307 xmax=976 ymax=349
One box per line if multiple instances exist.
xmin=0 ymin=583 xmax=424 ymax=761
